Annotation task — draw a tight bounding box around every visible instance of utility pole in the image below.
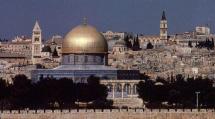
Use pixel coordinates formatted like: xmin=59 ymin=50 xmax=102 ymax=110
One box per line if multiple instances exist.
xmin=195 ymin=91 xmax=200 ymax=109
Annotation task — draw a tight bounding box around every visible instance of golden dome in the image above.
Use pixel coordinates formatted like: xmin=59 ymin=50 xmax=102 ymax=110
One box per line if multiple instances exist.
xmin=62 ymin=24 xmax=108 ymax=54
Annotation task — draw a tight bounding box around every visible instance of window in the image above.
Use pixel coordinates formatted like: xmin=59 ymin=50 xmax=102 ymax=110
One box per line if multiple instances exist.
xmin=34 ymin=31 xmax=40 ymax=34
xmin=75 ymin=55 xmax=79 ymax=62
xmin=93 ymin=56 xmax=96 ymax=62
xmin=84 ymin=56 xmax=88 ymax=62
xmin=67 ymin=56 xmax=70 ymax=63
xmin=34 ymin=38 xmax=40 ymax=42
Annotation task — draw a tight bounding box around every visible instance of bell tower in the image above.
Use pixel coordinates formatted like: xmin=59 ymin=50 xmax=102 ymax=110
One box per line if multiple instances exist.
xmin=32 ymin=21 xmax=42 ymax=64
xmin=160 ymin=11 xmax=168 ymax=41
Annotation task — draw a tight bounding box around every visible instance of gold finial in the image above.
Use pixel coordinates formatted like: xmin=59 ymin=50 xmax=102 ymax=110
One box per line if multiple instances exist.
xmin=83 ymin=17 xmax=87 ymax=25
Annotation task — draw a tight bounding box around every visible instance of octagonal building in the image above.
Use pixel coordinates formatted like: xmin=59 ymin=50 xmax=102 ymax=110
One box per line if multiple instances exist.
xmin=31 ymin=21 xmax=141 ymax=99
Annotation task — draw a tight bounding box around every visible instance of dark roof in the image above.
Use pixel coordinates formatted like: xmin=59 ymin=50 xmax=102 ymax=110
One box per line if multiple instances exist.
xmin=161 ymin=11 xmax=166 ymax=20
xmin=41 ymin=46 xmax=52 ymax=53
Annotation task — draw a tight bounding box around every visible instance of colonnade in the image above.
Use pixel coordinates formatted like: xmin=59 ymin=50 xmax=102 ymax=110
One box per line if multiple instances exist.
xmin=101 ymin=80 xmax=140 ymax=99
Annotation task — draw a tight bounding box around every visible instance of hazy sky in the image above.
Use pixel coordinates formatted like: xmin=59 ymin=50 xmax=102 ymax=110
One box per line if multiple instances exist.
xmin=0 ymin=0 xmax=215 ymax=39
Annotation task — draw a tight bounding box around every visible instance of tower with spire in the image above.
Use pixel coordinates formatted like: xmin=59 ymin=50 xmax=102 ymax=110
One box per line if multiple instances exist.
xmin=160 ymin=11 xmax=168 ymax=41
xmin=32 ymin=21 xmax=42 ymax=64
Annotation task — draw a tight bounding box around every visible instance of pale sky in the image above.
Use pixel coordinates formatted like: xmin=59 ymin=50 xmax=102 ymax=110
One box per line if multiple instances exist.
xmin=0 ymin=0 xmax=214 ymax=39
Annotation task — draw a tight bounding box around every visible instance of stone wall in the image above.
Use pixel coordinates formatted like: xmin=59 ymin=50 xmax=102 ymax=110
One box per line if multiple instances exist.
xmin=112 ymin=98 xmax=143 ymax=108
xmin=1 ymin=109 xmax=215 ymax=119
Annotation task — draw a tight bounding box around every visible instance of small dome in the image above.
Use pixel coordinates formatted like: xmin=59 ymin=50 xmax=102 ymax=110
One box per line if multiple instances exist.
xmin=62 ymin=24 xmax=108 ymax=54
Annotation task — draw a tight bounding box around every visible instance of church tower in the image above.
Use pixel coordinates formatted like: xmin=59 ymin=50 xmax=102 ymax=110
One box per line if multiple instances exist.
xmin=160 ymin=11 xmax=168 ymax=40
xmin=32 ymin=21 xmax=42 ymax=64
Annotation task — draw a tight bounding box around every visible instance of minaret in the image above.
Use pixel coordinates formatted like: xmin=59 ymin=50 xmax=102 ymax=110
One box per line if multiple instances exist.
xmin=160 ymin=11 xmax=168 ymax=41
xmin=32 ymin=21 xmax=42 ymax=64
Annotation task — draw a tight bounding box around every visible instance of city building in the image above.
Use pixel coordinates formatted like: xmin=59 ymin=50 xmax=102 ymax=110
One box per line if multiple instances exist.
xmin=139 ymin=11 xmax=169 ymax=48
xmin=196 ymin=26 xmax=210 ymax=35
xmin=31 ymin=21 xmax=142 ymax=106
xmin=32 ymin=21 xmax=42 ymax=64
xmin=160 ymin=11 xmax=168 ymax=41
xmin=112 ymin=38 xmax=127 ymax=55
xmin=45 ymin=35 xmax=63 ymax=56
xmin=0 ymin=36 xmax=32 ymax=59
xmin=102 ymin=30 xmax=125 ymax=40
xmin=1 ymin=10 xmax=215 ymax=106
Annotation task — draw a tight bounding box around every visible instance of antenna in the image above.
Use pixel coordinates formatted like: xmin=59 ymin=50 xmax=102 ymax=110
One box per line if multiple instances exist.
xmin=83 ymin=17 xmax=87 ymax=25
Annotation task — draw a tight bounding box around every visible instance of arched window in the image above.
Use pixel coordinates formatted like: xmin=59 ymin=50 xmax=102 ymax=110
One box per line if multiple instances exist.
xmin=74 ymin=55 xmax=79 ymax=62
xmin=106 ymin=84 xmax=113 ymax=92
xmin=67 ymin=56 xmax=70 ymax=63
xmin=84 ymin=55 xmax=88 ymax=63
xmin=133 ymin=84 xmax=137 ymax=94
xmin=115 ymin=83 xmax=122 ymax=92
xmin=124 ymin=84 xmax=131 ymax=95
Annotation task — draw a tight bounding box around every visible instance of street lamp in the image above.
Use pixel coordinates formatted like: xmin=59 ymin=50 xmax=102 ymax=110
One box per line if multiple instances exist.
xmin=195 ymin=91 xmax=200 ymax=109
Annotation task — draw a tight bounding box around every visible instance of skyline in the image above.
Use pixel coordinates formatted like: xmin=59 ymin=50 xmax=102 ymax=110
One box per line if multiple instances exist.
xmin=1 ymin=0 xmax=215 ymax=114
xmin=0 ymin=0 xmax=215 ymax=39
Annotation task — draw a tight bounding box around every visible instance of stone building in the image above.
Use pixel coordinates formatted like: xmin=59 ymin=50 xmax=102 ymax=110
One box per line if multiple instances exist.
xmin=102 ymin=30 xmax=125 ymax=40
xmin=160 ymin=11 xmax=168 ymax=41
xmin=45 ymin=35 xmax=63 ymax=57
xmin=0 ymin=36 xmax=32 ymax=59
xmin=31 ymin=21 xmax=143 ymax=107
xmin=139 ymin=11 xmax=168 ymax=48
xmin=32 ymin=21 xmax=42 ymax=64
xmin=112 ymin=38 xmax=127 ymax=55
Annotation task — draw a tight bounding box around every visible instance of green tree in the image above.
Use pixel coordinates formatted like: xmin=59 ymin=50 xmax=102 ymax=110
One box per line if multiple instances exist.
xmin=34 ymin=77 xmax=59 ymax=108
xmin=76 ymin=75 xmax=109 ymax=107
xmin=0 ymin=78 xmax=9 ymax=109
xmin=132 ymin=35 xmax=141 ymax=51
xmin=52 ymin=47 xmax=59 ymax=57
xmin=188 ymin=41 xmax=192 ymax=47
xmin=57 ymin=78 xmax=75 ymax=108
xmin=140 ymin=73 xmax=150 ymax=80
xmin=146 ymin=42 xmax=153 ymax=49
xmin=10 ymin=74 xmax=32 ymax=108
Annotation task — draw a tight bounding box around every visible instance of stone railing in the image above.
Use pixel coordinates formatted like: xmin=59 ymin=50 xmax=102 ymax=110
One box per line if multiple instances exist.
xmin=1 ymin=108 xmax=214 ymax=114
xmin=1 ymin=109 xmax=215 ymax=119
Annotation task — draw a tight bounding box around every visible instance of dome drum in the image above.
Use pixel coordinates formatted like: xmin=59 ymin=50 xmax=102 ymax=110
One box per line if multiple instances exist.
xmin=62 ymin=47 xmax=108 ymax=54
xmin=62 ymin=54 xmax=107 ymax=65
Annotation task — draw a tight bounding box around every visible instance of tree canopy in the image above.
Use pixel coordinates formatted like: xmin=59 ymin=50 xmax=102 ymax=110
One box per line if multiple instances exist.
xmin=0 ymin=74 xmax=111 ymax=109
xmin=132 ymin=35 xmax=141 ymax=51
xmin=137 ymin=75 xmax=215 ymax=108
xmin=146 ymin=42 xmax=154 ymax=49
xmin=195 ymin=38 xmax=214 ymax=50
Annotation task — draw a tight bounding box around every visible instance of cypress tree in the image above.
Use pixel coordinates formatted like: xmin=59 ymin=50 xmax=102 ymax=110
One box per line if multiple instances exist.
xmin=132 ymin=35 xmax=141 ymax=51
xmin=146 ymin=42 xmax=154 ymax=49
xmin=124 ymin=35 xmax=132 ymax=49
xmin=212 ymin=38 xmax=214 ymax=49
xmin=188 ymin=41 xmax=192 ymax=48
xmin=52 ymin=47 xmax=59 ymax=57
